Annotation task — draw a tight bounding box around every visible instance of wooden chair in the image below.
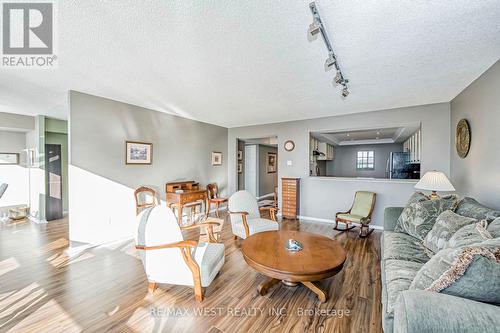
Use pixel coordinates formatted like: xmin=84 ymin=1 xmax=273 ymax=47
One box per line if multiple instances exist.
xmin=135 ymin=206 xmax=224 ymax=302
xmin=228 ymin=190 xmax=279 ymax=239
xmin=334 ymin=191 xmax=377 ymax=238
xmin=134 ymin=186 xmax=159 ymax=215
xmin=206 ymin=183 xmax=227 ymax=218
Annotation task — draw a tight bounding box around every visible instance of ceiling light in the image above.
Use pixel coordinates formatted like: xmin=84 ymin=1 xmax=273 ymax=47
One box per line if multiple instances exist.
xmin=324 ymin=53 xmax=336 ymax=71
xmin=377 ymin=131 xmax=380 ymax=135
xmin=346 ymin=133 xmax=350 ymax=137
xmin=308 ymin=20 xmax=321 ymax=38
xmin=341 ymin=86 xmax=349 ymax=98
xmin=333 ymin=70 xmax=343 ymax=84
xmin=308 ymin=1 xmax=350 ymax=98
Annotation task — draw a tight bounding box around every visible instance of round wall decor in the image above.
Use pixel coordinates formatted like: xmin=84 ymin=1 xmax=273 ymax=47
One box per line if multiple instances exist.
xmin=456 ymin=119 xmax=471 ymax=159
xmin=284 ymin=140 xmax=295 ymax=152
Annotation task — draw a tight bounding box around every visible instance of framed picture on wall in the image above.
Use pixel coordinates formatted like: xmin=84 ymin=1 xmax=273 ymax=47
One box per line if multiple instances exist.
xmin=238 ymin=150 xmax=242 ymax=160
xmin=238 ymin=162 xmax=243 ymax=173
xmin=125 ymin=141 xmax=153 ymax=165
xmin=0 ymin=152 xmax=19 ymax=165
xmin=212 ymin=152 xmax=222 ymax=166
xmin=267 ymin=152 xmax=277 ymax=173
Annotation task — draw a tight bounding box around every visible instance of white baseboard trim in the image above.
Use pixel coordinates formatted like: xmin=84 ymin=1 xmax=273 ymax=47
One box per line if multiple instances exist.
xmin=257 ymin=193 xmax=274 ymax=200
xmin=281 ymin=214 xmax=384 ymax=230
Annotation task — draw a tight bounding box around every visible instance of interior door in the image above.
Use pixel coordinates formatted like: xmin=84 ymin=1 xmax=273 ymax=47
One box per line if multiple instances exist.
xmin=45 ymin=144 xmax=63 ymax=221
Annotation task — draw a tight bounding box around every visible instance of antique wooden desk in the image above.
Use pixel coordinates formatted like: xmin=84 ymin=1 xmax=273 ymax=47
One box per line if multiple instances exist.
xmin=165 ymin=181 xmax=208 ymax=226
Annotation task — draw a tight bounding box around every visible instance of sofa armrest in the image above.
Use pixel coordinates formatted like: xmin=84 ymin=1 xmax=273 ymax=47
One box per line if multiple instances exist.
xmin=384 ymin=207 xmax=403 ymax=231
xmin=394 ymin=290 xmax=500 ymax=333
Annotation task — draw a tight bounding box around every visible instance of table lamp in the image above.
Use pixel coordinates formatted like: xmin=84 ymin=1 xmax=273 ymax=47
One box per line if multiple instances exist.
xmin=415 ymin=171 xmax=455 ymax=200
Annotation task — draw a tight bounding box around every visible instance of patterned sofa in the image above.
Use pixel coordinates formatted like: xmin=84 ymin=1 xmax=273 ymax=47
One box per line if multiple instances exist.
xmin=381 ymin=197 xmax=500 ymax=333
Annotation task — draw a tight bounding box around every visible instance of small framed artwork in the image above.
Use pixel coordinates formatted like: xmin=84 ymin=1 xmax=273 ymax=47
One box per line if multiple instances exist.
xmin=0 ymin=152 xmax=19 ymax=165
xmin=238 ymin=162 xmax=243 ymax=173
xmin=125 ymin=141 xmax=153 ymax=165
xmin=238 ymin=150 xmax=242 ymax=160
xmin=267 ymin=152 xmax=277 ymax=173
xmin=212 ymin=152 xmax=222 ymax=166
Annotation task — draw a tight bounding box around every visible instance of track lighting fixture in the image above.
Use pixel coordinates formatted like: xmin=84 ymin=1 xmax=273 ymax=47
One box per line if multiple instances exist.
xmin=324 ymin=53 xmax=336 ymax=71
xmin=341 ymin=86 xmax=349 ymax=98
xmin=308 ymin=20 xmax=321 ymax=38
xmin=308 ymin=2 xmax=350 ymax=98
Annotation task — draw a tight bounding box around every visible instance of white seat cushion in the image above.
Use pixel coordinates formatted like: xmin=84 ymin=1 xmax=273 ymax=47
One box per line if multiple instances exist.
xmin=231 ymin=217 xmax=279 ymax=239
xmin=194 ymin=242 xmax=225 ymax=287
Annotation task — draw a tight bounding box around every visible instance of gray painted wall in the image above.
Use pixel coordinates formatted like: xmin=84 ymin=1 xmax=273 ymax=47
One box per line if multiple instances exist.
xmin=450 ymin=60 xmax=500 ymax=210
xmin=69 ymin=91 xmax=228 ymax=244
xmin=325 ymin=143 xmax=404 ymax=178
xmin=0 ymin=112 xmax=34 ymax=132
xmin=258 ymin=145 xmax=278 ymax=196
xmin=228 ymin=103 xmax=451 ymax=227
xmin=0 ymin=130 xmax=26 ymax=164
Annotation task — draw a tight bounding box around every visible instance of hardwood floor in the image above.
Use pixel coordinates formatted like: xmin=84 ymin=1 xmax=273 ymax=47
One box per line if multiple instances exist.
xmin=0 ymin=214 xmax=382 ymax=333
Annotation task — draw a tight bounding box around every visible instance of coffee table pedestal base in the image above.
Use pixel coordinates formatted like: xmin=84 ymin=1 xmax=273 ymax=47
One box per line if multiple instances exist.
xmin=258 ymin=277 xmax=327 ymax=303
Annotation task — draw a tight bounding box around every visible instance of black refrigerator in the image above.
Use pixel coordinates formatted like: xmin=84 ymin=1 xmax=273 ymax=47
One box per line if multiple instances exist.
xmin=386 ymin=152 xmax=420 ymax=179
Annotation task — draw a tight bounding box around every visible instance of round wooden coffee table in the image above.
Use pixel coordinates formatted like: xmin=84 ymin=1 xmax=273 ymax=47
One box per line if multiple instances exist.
xmin=241 ymin=230 xmax=346 ymax=303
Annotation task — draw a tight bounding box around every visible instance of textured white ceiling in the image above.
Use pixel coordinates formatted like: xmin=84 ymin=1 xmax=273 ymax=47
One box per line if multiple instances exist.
xmin=1 ymin=0 xmax=499 ymax=127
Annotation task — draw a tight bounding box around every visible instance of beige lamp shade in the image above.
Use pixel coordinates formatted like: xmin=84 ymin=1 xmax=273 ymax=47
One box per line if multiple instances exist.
xmin=415 ymin=171 xmax=456 ymax=192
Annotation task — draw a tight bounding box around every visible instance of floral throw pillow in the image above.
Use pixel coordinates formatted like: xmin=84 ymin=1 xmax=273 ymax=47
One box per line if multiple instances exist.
xmin=423 ymin=210 xmax=478 ymax=253
xmin=395 ymin=196 xmax=459 ymax=241
xmin=409 ymin=239 xmax=500 ymax=304
xmin=446 ymin=220 xmax=492 ymax=249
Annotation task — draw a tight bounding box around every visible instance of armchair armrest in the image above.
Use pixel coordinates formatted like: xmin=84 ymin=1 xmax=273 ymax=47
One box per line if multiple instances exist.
xmin=384 ymin=207 xmax=404 ymax=231
xmin=259 ymin=207 xmax=278 ymax=221
xmin=394 ymin=290 xmax=500 ymax=333
xmin=181 ymin=220 xmax=221 ymax=243
xmin=228 ymin=210 xmax=250 ymax=238
xmin=135 ymin=239 xmax=203 ymax=302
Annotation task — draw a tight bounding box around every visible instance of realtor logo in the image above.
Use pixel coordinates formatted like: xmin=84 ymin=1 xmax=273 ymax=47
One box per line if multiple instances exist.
xmin=2 ymin=2 xmax=57 ymax=67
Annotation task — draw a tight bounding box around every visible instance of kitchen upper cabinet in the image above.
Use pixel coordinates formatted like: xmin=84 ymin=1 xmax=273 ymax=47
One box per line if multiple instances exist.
xmin=403 ymin=129 xmax=421 ymax=164
xmin=317 ymin=142 xmax=334 ymax=160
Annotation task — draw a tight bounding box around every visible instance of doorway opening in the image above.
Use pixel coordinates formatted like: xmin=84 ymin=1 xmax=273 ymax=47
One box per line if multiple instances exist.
xmin=237 ymin=136 xmax=278 ymax=207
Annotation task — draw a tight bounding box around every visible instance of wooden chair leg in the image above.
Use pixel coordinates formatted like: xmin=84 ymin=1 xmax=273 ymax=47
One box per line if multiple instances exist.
xmin=148 ymin=282 xmax=157 ymax=293
xmin=194 ymin=283 xmax=203 ymax=302
xmin=215 ymin=202 xmax=220 ymax=218
xmin=359 ymin=223 xmax=374 ymax=238
xmin=233 ymin=235 xmax=238 ymax=240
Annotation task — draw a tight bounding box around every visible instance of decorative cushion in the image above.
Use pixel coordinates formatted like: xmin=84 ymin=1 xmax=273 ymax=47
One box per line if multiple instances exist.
xmin=384 ymin=259 xmax=424 ymax=315
xmin=382 ymin=231 xmax=432 ymax=264
xmin=407 ymin=191 xmax=430 ymax=205
xmin=337 ymin=213 xmax=364 ymax=222
xmin=446 ymin=221 xmax=492 ymax=249
xmin=487 ymin=218 xmax=500 ymax=238
xmin=423 ymin=210 xmax=478 ymax=253
xmin=409 ymin=241 xmax=500 ymax=304
xmin=231 ymin=217 xmax=278 ymax=239
xmin=395 ymin=196 xmax=459 ymax=241
xmin=455 ymin=197 xmax=500 ymax=222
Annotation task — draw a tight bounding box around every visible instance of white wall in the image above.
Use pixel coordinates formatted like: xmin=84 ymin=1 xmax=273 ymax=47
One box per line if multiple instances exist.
xmin=450 ymin=60 xmax=500 ymax=209
xmin=69 ymin=91 xmax=228 ymax=244
xmin=229 ymin=103 xmax=451 ymax=227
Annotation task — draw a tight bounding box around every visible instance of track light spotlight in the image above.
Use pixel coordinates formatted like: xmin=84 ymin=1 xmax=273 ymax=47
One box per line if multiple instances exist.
xmin=308 ymin=20 xmax=321 ymax=37
xmin=324 ymin=53 xmax=336 ymax=71
xmin=341 ymin=86 xmax=349 ymax=98
xmin=333 ymin=70 xmax=343 ymax=84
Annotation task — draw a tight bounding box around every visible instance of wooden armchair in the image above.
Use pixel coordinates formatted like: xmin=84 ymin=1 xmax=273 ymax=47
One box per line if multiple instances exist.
xmin=206 ymin=183 xmax=227 ymax=218
xmin=134 ymin=186 xmax=159 ymax=215
xmin=228 ymin=190 xmax=279 ymax=239
xmin=334 ymin=191 xmax=377 ymax=238
xmin=135 ymin=206 xmax=224 ymax=302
